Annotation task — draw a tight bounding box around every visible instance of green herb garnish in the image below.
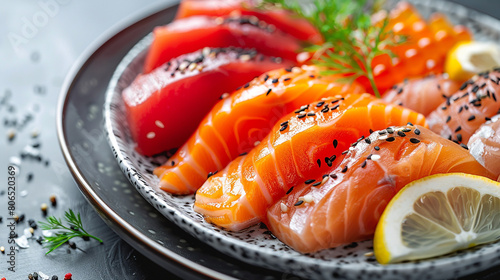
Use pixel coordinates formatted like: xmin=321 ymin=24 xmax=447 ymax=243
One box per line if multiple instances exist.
xmin=38 ymin=209 xmax=102 ymax=254
xmin=262 ymin=0 xmax=405 ymax=97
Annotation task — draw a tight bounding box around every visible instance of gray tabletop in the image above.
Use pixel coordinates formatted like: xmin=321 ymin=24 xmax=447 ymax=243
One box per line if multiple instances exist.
xmin=2 ymin=0 xmax=500 ymax=279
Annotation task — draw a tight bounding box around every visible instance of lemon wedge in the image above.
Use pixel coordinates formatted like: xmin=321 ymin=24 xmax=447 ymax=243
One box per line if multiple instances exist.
xmin=445 ymin=41 xmax=500 ymax=81
xmin=374 ymin=173 xmax=500 ymax=264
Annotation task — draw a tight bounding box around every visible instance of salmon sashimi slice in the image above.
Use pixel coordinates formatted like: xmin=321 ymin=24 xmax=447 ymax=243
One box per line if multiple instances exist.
xmin=154 ymin=66 xmax=365 ymax=195
xmin=382 ymin=74 xmax=461 ymax=116
xmin=194 ymin=96 xmax=428 ymax=231
xmin=266 ymin=125 xmax=495 ymax=253
xmin=427 ymin=69 xmax=500 ymax=145
xmin=469 ymin=115 xmax=500 ymax=181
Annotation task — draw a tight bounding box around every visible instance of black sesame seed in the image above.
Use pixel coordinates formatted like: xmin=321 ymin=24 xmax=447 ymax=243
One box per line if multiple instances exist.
xmin=329 ymin=155 xmax=336 ymax=162
xmin=285 ymin=68 xmax=292 ymax=72
xmin=280 ymin=125 xmax=287 ymax=132
xmin=309 ymin=75 xmax=315 ymax=78
xmin=386 ymin=137 xmax=395 ymax=142
xmin=333 ymin=139 xmax=338 ymax=148
xmin=460 ymin=143 xmax=469 ymax=150
xmin=369 ymin=128 xmax=374 ymax=134
xmin=307 ymin=112 xmax=316 ymax=117
xmin=402 ymin=128 xmax=411 ymax=132
xmin=441 ymin=106 xmax=447 ymax=110
xmin=321 ymin=107 xmax=329 ymax=113
xmin=378 ymin=130 xmax=387 ymax=135
xmin=365 ymin=138 xmax=371 ymax=144
xmin=410 ymin=138 xmax=420 ymax=144
xmin=341 ymin=166 xmax=348 ymax=173
xmin=281 ymin=121 xmax=288 ymax=126
xmin=312 ymin=181 xmax=322 ymax=186
xmin=207 ymin=170 xmax=218 ymax=178
xmin=455 ymin=126 xmax=462 ymax=132
xmin=272 ymin=78 xmax=279 ymax=84
xmin=457 ymin=134 xmax=462 ymax=142
xmin=330 ymin=174 xmax=337 ymax=179
xmin=397 ymin=88 xmax=403 ymax=95
xmin=486 ymin=117 xmax=492 ymax=121
xmin=468 ymin=115 xmax=476 ymax=121
xmin=297 ymin=114 xmax=306 ymax=119
xmin=374 ymin=146 xmax=380 ymax=151
xmin=316 ymin=159 xmax=321 ymax=167
xmin=414 ymin=129 xmax=420 ymax=135
xmin=316 ymin=101 xmax=325 ymax=107
xmin=458 ymin=106 xmax=464 ymax=113
xmin=244 ymin=83 xmax=250 ymax=89
xmin=264 ymin=74 xmax=269 ymax=81
xmin=459 ymin=82 xmax=468 ymax=90
xmin=361 ymin=160 xmax=367 ymax=168
xmin=332 ymin=104 xmax=340 ymax=110
xmin=294 ymin=200 xmax=304 ymax=206
xmin=283 ymin=78 xmax=291 ymax=82
xmin=341 ymin=150 xmax=348 ymax=155
xmin=386 ymin=127 xmax=394 ymax=134
xmin=493 ymin=92 xmax=497 ymax=102
xmin=286 ymin=186 xmax=294 ymax=195
xmin=446 ymin=116 xmax=451 ymax=123
xmin=407 ymin=122 xmax=413 ymax=126
xmin=472 ymin=85 xmax=479 ymax=93
xmin=397 ymin=131 xmax=406 ymax=137
xmin=305 ymin=179 xmax=315 ymax=184
xmin=266 ymin=88 xmax=272 ymax=96
xmin=171 ymin=161 xmax=175 ymax=166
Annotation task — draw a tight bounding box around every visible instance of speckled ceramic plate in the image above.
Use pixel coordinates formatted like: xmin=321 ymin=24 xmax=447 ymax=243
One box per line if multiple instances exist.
xmin=104 ymin=1 xmax=500 ymax=279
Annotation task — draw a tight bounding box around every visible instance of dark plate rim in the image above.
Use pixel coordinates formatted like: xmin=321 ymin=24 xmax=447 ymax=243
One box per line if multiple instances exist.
xmin=55 ymin=2 xmax=235 ymax=279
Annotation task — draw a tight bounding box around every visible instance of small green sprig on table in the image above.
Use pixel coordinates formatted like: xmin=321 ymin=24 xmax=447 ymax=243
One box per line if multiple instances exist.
xmin=262 ymin=0 xmax=405 ymax=98
xmin=38 ymin=209 xmax=103 ymax=254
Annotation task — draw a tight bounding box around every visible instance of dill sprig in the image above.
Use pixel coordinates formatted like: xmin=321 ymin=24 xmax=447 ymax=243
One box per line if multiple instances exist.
xmin=262 ymin=0 xmax=404 ymax=97
xmin=38 ymin=209 xmax=103 ymax=255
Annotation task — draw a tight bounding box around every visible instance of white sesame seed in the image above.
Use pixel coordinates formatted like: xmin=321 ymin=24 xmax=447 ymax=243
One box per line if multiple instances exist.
xmin=239 ymin=54 xmax=251 ymax=62
xmin=155 ymin=120 xmax=164 ymax=128
xmin=179 ymin=61 xmax=189 ymax=71
xmin=379 ymin=135 xmax=388 ymax=140
xmin=202 ymin=47 xmax=211 ymax=57
xmin=292 ymin=67 xmax=302 ymax=74
xmin=371 ymin=155 xmax=381 ymax=161
xmin=249 ymin=16 xmax=259 ymax=25
xmin=215 ymin=17 xmax=224 ymax=25
xmin=303 ymin=194 xmax=313 ymax=203
xmin=221 ymin=93 xmax=230 ymax=99
xmin=197 ymin=65 xmax=204 ymax=71
xmin=188 ymin=63 xmax=197 ymax=71
xmin=364 ymin=252 xmax=374 ymax=257
xmin=280 ymin=203 xmax=288 ymax=212
xmin=321 ymin=176 xmax=329 ymax=184
xmin=254 ymin=141 xmax=261 ymax=146
xmin=147 ymin=132 xmax=156 ymax=139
